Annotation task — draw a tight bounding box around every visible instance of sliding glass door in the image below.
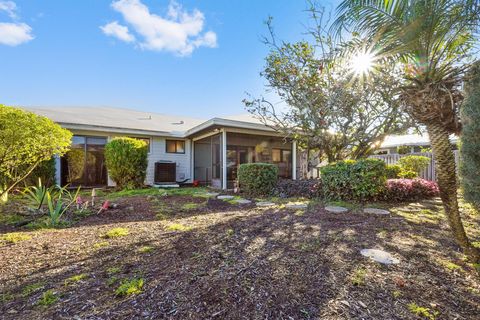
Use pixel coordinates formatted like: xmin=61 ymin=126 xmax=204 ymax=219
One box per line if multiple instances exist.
xmin=61 ymin=136 xmax=107 ymax=187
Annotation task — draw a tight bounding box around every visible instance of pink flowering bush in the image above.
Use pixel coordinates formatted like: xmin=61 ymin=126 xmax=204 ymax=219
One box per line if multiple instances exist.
xmin=385 ymin=178 xmax=439 ymax=202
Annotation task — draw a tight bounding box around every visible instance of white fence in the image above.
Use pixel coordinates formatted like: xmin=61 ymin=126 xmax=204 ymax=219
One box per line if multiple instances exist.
xmin=370 ymin=151 xmax=460 ymax=181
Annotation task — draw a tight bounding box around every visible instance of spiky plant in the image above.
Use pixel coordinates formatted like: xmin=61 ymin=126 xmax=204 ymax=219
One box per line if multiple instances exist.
xmin=333 ymin=0 xmax=480 ymax=262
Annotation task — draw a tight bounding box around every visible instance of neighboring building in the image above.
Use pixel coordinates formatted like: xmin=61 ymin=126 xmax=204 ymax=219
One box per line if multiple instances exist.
xmin=25 ymin=107 xmax=297 ymax=189
xmin=375 ymin=133 xmax=459 ymax=155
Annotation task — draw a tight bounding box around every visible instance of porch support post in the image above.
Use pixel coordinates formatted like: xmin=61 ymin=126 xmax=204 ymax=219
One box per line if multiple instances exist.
xmin=222 ymin=129 xmax=227 ymax=189
xmin=292 ymin=140 xmax=297 ymax=180
xmin=54 ymin=155 xmax=61 ymax=185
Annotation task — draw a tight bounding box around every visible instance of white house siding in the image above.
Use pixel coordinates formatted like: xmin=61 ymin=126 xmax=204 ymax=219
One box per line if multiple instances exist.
xmin=146 ymin=137 xmax=192 ymax=185
xmin=61 ymin=129 xmax=192 ymax=187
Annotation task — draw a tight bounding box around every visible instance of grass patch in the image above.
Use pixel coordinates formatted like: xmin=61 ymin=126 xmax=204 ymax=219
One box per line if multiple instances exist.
xmin=36 ymin=290 xmax=58 ymax=307
xmin=351 ymin=267 xmax=367 ymax=286
xmin=299 ymin=238 xmax=323 ymax=252
xmin=115 ymin=278 xmax=144 ymax=296
xmin=1 ymin=232 xmax=31 ymax=244
xmin=1 ymin=292 xmax=14 ymax=303
xmin=138 ymin=246 xmax=154 ymax=253
xmin=407 ymin=302 xmax=439 ymax=320
xmin=103 ymin=227 xmax=129 ymax=238
xmin=21 ymin=282 xmax=45 ymax=297
xmin=104 ymin=188 xmax=163 ymax=199
xmin=181 ymin=203 xmax=201 ymax=211
xmin=93 ymin=241 xmax=110 ymax=249
xmin=225 ymin=228 xmax=235 ymax=237
xmin=107 ymin=266 xmax=121 ymax=274
xmin=166 ymin=223 xmax=191 ymax=232
xmin=0 ymin=213 xmax=27 ymax=225
xmin=163 ymin=187 xmax=209 ymax=197
xmin=392 ymin=290 xmax=402 ymax=298
xmin=437 ymin=258 xmax=463 ymax=272
xmin=64 ymin=273 xmax=88 ymax=286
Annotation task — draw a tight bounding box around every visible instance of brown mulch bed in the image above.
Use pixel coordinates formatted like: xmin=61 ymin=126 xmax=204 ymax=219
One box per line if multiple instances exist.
xmin=1 ymin=197 xmax=479 ymax=319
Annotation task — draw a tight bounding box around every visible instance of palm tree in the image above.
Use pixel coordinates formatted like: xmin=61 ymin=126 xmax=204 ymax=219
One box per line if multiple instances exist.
xmin=333 ymin=0 xmax=480 ymax=263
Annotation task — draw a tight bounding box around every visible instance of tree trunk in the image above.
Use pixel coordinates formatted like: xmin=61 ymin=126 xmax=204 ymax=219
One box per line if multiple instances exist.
xmin=427 ymin=123 xmax=480 ymax=263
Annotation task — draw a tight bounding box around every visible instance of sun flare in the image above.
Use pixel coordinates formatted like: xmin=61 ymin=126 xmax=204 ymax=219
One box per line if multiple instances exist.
xmin=350 ymin=51 xmax=374 ymax=75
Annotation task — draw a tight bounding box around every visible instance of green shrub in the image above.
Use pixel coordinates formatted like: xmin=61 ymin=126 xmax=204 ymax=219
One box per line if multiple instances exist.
xmin=0 ymin=105 xmax=72 ymax=203
xmin=460 ymin=62 xmax=480 ymax=210
xmin=398 ymin=155 xmax=430 ymax=175
xmin=398 ymin=170 xmax=418 ymax=179
xmin=23 ymin=158 xmax=56 ymax=187
xmin=105 ymin=137 xmax=148 ymax=189
xmin=320 ymin=158 xmax=387 ymax=201
xmin=238 ymin=163 xmax=278 ymax=197
xmin=385 ymin=164 xmax=402 ymax=179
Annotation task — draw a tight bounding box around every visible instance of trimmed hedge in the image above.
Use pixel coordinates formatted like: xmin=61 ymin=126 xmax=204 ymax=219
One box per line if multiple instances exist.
xmin=238 ymin=163 xmax=278 ymax=197
xmin=105 ymin=137 xmax=148 ymax=189
xmin=274 ymin=179 xmax=322 ymax=199
xmin=398 ymin=155 xmax=430 ymax=176
xmin=384 ymin=179 xmax=439 ymax=202
xmin=320 ymin=158 xmax=387 ymax=201
xmin=386 ymin=164 xmax=402 ymax=179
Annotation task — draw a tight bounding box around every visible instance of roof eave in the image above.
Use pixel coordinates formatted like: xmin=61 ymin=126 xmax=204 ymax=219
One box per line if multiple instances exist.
xmin=184 ymin=118 xmax=275 ymax=137
xmin=58 ymin=122 xmax=182 ymax=137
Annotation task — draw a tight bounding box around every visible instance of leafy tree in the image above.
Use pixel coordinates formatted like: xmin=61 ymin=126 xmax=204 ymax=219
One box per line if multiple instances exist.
xmin=104 ymin=137 xmax=148 ymax=189
xmin=0 ymin=105 xmax=72 ymax=202
xmin=333 ymin=0 xmax=480 ymax=262
xmin=244 ymin=11 xmax=412 ymax=163
xmin=460 ymin=62 xmax=480 ymax=210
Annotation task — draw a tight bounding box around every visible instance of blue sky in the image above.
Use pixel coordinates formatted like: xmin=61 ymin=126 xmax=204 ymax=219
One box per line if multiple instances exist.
xmin=0 ymin=0 xmax=336 ymax=118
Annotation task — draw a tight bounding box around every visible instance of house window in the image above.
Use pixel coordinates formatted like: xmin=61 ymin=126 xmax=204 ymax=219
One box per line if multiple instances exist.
xmin=166 ymin=140 xmax=185 ymax=154
xmin=130 ymin=137 xmax=151 ymax=153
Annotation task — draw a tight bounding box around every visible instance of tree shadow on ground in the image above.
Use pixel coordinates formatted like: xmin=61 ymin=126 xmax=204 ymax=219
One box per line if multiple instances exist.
xmin=1 ymin=204 xmax=479 ymax=319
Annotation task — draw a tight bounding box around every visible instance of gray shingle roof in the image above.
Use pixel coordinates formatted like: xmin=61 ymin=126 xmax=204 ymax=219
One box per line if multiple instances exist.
xmin=24 ymin=106 xmax=206 ymax=136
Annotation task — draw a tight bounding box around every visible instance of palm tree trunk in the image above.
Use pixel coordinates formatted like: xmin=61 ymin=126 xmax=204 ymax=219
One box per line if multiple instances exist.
xmin=427 ymin=123 xmax=480 ymax=263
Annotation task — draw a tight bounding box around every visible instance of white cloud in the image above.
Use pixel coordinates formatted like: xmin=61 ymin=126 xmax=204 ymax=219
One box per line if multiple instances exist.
xmin=0 ymin=22 xmax=33 ymax=46
xmin=102 ymin=0 xmax=217 ymax=56
xmin=0 ymin=1 xmax=17 ymax=19
xmin=0 ymin=1 xmax=33 ymax=46
xmin=100 ymin=21 xmax=135 ymax=42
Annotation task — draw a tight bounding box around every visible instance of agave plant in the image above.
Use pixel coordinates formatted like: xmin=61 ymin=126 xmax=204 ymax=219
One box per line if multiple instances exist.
xmin=45 ymin=187 xmax=80 ymax=226
xmin=23 ymin=179 xmax=55 ymax=211
xmin=333 ymin=0 xmax=480 ymax=262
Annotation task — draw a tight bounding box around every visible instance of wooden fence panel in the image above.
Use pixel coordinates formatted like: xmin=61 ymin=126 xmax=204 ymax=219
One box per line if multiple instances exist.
xmin=370 ymin=151 xmax=460 ymax=181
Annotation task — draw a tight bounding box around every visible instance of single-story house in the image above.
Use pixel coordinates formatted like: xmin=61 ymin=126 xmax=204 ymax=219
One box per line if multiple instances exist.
xmin=375 ymin=133 xmax=459 ymax=155
xmin=25 ymin=107 xmax=298 ymax=190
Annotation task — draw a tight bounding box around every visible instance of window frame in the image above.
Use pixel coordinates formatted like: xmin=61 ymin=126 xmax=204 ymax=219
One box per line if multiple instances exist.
xmin=166 ymin=139 xmax=186 ymax=154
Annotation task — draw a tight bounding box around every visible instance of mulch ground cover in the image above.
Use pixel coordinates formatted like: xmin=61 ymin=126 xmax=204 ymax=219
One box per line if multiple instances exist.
xmin=1 ymin=193 xmax=479 ymax=319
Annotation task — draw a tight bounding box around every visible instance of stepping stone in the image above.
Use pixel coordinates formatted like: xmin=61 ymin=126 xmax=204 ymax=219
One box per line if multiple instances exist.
xmin=285 ymin=202 xmax=308 ymax=209
xmin=217 ymin=195 xmax=234 ymax=200
xmin=360 ymin=249 xmax=400 ymax=265
xmin=256 ymin=201 xmax=276 ymax=207
xmin=363 ymin=208 xmax=390 ymax=215
xmin=325 ymin=206 xmax=349 ymax=213
xmin=204 ymin=192 xmax=219 ymax=197
xmin=234 ymin=199 xmax=252 ymax=204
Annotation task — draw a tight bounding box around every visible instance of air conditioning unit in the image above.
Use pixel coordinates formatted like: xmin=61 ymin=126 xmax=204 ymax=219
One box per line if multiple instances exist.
xmin=154 ymin=161 xmax=176 ymax=184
